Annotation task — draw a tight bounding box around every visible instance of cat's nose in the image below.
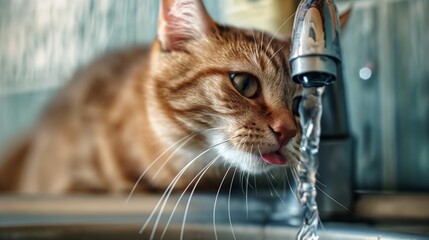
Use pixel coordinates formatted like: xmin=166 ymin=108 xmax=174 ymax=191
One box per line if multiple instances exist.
xmin=269 ymin=118 xmax=297 ymax=145
xmin=271 ymin=124 xmax=297 ymax=145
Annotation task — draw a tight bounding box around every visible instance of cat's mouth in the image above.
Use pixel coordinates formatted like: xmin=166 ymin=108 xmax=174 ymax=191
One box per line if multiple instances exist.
xmin=261 ymin=151 xmax=287 ymax=165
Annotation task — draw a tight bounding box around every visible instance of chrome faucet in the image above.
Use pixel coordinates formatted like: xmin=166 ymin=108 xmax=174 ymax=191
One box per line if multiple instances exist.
xmin=287 ymin=0 xmax=353 ymax=219
xmin=289 ymin=0 xmax=342 ymax=88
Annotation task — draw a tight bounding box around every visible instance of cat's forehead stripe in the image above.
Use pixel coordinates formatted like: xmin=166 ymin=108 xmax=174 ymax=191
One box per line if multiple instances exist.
xmin=238 ymin=30 xmax=289 ymax=78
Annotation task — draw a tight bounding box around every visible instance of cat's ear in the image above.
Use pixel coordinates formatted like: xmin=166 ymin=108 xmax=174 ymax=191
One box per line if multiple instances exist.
xmin=339 ymin=7 xmax=352 ymax=31
xmin=158 ymin=0 xmax=218 ymax=51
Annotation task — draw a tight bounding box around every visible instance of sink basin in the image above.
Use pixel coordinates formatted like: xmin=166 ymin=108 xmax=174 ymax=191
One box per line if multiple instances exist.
xmin=0 ymin=194 xmax=427 ymax=240
xmin=2 ymin=223 xmax=427 ymax=240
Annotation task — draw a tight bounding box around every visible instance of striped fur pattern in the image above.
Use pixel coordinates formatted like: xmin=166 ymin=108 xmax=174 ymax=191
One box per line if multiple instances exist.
xmin=0 ymin=0 xmax=302 ymax=194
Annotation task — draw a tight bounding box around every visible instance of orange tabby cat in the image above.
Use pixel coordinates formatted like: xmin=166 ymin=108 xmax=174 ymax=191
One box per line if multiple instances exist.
xmin=0 ymin=0 xmax=305 ymax=194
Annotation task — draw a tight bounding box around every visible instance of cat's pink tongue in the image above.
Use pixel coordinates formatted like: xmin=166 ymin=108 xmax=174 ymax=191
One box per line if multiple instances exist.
xmin=262 ymin=152 xmax=286 ymax=165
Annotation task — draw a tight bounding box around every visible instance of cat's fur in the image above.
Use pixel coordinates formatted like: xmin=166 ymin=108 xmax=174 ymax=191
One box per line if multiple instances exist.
xmin=0 ymin=0 xmax=346 ymax=194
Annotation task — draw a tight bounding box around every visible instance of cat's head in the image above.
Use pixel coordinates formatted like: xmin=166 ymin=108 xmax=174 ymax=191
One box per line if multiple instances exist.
xmin=150 ymin=0 xmax=304 ymax=174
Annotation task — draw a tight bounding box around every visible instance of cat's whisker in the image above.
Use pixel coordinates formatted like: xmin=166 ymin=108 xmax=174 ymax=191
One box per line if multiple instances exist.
xmin=290 ymin=167 xmax=297 ymax=183
xmin=285 ymin=168 xmax=299 ymax=202
xmin=316 ymin=179 xmax=328 ymax=188
xmin=179 ymin=153 xmax=224 ymax=240
xmin=151 ymin=138 xmax=233 ymax=235
xmin=265 ymin=172 xmax=288 ymax=207
xmin=151 ymin=134 xmax=200 ymax=179
xmin=257 ymin=145 xmax=263 ymax=159
xmin=254 ymin=174 xmax=258 ymax=195
xmin=126 ymin=133 xmax=197 ymax=203
xmin=315 ymin=184 xmax=353 ymax=213
xmin=144 ymin=163 xmax=195 ymax=238
xmin=266 ymin=11 xmax=296 ymax=50
xmin=269 ymin=172 xmax=276 ymax=180
xmin=265 ymin=172 xmax=274 ymax=197
xmin=127 ymin=127 xmax=226 ymax=203
xmin=247 ymin=175 xmax=255 ymax=190
xmin=281 ymin=169 xmax=287 ymax=198
xmin=245 ymin=171 xmax=250 ymax=218
xmin=268 ymin=43 xmax=288 ymax=63
xmin=245 ymin=143 xmax=255 ymax=218
xmin=250 ymin=28 xmax=259 ymax=58
xmin=151 ymin=125 xmax=225 ymax=180
xmin=160 ymin=150 xmax=225 ymax=239
xmin=291 ymin=167 xmax=300 ymax=183
xmin=141 ymin=138 xmax=231 ymax=238
xmin=228 ymin=167 xmax=238 ymax=240
xmin=237 ymin=133 xmax=252 ymax=197
xmin=239 ymin=171 xmax=245 ymax=196
xmin=213 ymin=164 xmax=234 ymax=240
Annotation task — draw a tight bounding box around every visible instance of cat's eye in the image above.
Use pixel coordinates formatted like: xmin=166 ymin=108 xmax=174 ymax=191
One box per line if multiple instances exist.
xmin=230 ymin=73 xmax=259 ymax=99
xmin=292 ymin=96 xmax=302 ymax=116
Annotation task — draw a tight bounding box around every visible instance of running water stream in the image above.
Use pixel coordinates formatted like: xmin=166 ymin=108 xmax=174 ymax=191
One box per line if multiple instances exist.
xmin=296 ymin=86 xmax=325 ymax=240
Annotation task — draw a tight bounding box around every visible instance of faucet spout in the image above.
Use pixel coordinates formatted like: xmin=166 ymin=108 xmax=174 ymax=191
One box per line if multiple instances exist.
xmin=289 ymin=0 xmax=342 ymax=88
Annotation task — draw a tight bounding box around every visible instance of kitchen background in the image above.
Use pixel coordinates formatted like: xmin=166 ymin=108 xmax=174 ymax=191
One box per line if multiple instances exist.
xmin=0 ymin=0 xmax=428 ymax=193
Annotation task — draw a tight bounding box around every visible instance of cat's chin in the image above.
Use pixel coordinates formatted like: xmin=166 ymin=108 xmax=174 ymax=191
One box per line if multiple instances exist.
xmin=234 ymin=159 xmax=277 ymax=174
xmin=207 ymin=135 xmax=291 ymax=174
xmin=219 ymin=149 xmax=285 ymax=174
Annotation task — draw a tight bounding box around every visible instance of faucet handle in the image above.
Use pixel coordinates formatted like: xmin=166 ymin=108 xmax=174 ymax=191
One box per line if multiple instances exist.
xmin=289 ymin=0 xmax=342 ymax=88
